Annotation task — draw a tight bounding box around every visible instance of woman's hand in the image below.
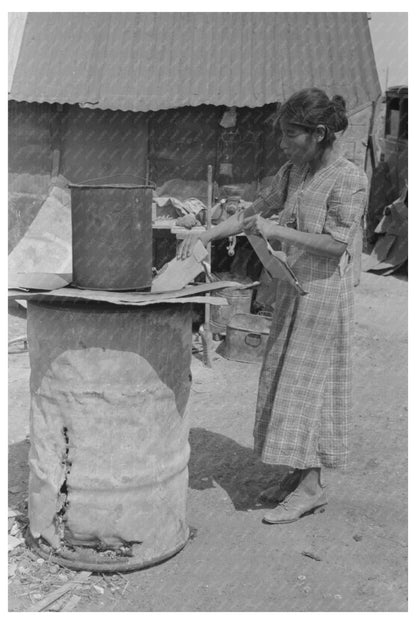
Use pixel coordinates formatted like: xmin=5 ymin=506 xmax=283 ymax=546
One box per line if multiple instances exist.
xmin=242 ymin=214 xmax=271 ymax=239
xmin=177 ymin=230 xmax=209 ymax=260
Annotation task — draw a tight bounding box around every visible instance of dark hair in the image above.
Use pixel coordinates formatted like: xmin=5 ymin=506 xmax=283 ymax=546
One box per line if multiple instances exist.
xmin=279 ymin=88 xmax=348 ymax=148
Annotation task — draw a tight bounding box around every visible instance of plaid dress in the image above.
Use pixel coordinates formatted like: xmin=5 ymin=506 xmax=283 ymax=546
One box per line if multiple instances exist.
xmin=251 ymin=157 xmax=368 ymax=469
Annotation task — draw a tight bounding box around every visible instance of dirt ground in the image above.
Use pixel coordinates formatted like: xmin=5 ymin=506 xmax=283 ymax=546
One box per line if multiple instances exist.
xmin=8 ymin=269 xmax=408 ymax=612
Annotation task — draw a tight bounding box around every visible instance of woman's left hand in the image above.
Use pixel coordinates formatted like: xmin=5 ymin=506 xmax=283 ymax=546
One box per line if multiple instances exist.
xmin=242 ymin=214 xmax=270 ymax=238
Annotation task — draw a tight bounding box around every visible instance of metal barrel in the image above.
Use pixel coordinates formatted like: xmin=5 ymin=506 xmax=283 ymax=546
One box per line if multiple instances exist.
xmin=69 ymin=182 xmax=154 ymax=291
xmin=26 ymin=300 xmax=192 ymax=571
xmin=210 ymin=286 xmax=253 ymax=334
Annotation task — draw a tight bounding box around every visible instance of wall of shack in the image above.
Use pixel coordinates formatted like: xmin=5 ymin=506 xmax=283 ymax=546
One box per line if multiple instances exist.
xmin=147 ymin=103 xmax=287 ymax=187
xmin=8 ymin=100 xmax=374 ymax=253
xmin=8 ymin=101 xmax=148 ymax=251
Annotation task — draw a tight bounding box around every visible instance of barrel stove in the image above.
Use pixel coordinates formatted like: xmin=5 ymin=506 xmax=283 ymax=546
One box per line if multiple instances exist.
xmin=25 ymin=181 xmax=194 ymax=571
xmin=26 ymin=300 xmax=192 ymax=571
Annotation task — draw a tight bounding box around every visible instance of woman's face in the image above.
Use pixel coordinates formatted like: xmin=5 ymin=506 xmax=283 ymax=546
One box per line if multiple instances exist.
xmin=279 ymin=119 xmax=321 ymax=165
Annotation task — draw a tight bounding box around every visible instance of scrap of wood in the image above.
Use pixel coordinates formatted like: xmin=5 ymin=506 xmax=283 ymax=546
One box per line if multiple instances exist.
xmin=8 ymin=535 xmax=25 ymax=551
xmin=203 ymin=163 xmax=214 ymax=368
xmin=27 ymin=570 xmax=92 ymax=612
xmin=60 ymin=594 xmax=82 ymax=612
xmin=301 ymin=550 xmax=322 ymax=561
xmin=200 ymin=326 xmax=213 ymax=368
xmin=8 ymin=562 xmax=18 ymax=578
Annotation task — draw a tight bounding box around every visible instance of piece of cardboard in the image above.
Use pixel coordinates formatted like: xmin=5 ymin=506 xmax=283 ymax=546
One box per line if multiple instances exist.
xmin=8 ymin=186 xmax=72 ymax=275
xmin=8 ymin=289 xmax=228 ymax=307
xmin=8 ymin=272 xmax=72 ymax=291
xmin=8 ymin=280 xmax=244 ymax=307
xmin=151 ymin=239 xmax=209 ymax=292
xmin=247 ymin=234 xmax=307 ymax=296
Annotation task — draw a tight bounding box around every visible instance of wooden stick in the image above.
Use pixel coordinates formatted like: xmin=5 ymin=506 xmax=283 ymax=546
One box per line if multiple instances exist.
xmin=60 ymin=594 xmax=82 ymax=612
xmin=203 ymin=165 xmax=214 ymax=367
xmin=28 ymin=570 xmax=91 ymax=612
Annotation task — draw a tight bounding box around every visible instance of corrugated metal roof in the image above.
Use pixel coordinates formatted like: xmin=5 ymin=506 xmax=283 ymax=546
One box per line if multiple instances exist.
xmin=9 ymin=12 xmax=381 ymax=112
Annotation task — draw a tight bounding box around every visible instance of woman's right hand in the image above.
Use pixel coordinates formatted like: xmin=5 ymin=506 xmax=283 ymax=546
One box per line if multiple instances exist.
xmin=177 ymin=230 xmax=209 ymax=260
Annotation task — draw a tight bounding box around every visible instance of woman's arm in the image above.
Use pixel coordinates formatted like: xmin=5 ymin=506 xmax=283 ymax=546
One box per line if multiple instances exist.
xmin=268 ymin=222 xmax=347 ymax=258
xmin=178 ymin=163 xmax=292 ymax=259
xmin=243 ymin=215 xmax=347 ymax=259
xmin=178 ymin=212 xmax=244 ymax=258
xmin=245 ymin=165 xmax=368 ymax=261
xmin=178 ymin=187 xmax=279 ymax=259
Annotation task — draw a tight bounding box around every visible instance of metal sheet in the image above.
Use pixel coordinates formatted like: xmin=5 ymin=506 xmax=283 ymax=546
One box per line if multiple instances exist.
xmin=8 ymin=186 xmax=72 ymax=276
xmin=9 ymin=13 xmax=381 ymax=111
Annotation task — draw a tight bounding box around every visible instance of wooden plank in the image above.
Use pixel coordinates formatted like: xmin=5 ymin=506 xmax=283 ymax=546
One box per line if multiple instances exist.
xmin=203 ymin=165 xmax=214 ymax=368
xmin=28 ymin=571 xmax=92 ymax=612
xmin=60 ymin=594 xmax=82 ymax=612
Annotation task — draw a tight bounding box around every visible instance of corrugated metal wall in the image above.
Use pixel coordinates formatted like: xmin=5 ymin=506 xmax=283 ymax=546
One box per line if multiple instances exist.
xmin=60 ymin=107 xmax=148 ymax=183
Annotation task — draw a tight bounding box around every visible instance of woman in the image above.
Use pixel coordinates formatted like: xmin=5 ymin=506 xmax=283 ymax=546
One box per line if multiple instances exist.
xmin=180 ymin=88 xmax=368 ymax=524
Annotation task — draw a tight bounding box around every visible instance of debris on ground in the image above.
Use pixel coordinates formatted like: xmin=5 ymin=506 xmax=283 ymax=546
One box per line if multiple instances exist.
xmin=9 ymin=535 xmax=25 ymax=551
xmin=363 ymin=187 xmax=408 ymax=275
xmin=8 ymin=499 xmax=131 ymax=612
xmin=61 ymin=594 xmax=82 ymax=611
xmin=301 ymin=551 xmax=323 ymax=562
xmin=28 ymin=571 xmax=92 ymax=612
xmin=8 ymin=507 xmax=27 ymax=553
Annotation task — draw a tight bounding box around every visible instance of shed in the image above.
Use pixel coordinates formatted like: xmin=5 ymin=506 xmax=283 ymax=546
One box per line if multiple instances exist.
xmin=8 ymin=12 xmax=381 ymax=247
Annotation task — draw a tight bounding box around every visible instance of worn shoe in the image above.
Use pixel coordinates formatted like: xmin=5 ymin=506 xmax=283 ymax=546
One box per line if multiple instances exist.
xmin=258 ymin=470 xmax=302 ymax=504
xmin=262 ymin=489 xmax=327 ymax=524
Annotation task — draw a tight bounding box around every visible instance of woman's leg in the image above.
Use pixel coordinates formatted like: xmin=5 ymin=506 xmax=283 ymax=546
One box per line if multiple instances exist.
xmin=262 ymin=467 xmax=327 ymax=524
xmin=295 ymin=467 xmax=323 ymax=495
xmin=258 ymin=469 xmax=302 ymax=503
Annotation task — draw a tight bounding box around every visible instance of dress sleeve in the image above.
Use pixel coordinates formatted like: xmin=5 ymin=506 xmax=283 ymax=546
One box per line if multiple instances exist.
xmin=324 ymin=168 xmax=368 ymax=251
xmin=243 ymin=162 xmax=292 ymax=218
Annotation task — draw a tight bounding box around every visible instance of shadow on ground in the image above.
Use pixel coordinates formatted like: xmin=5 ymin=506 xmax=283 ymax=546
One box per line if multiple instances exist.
xmin=8 ymin=429 xmax=289 ymax=514
xmin=189 ymin=427 xmax=291 ymax=511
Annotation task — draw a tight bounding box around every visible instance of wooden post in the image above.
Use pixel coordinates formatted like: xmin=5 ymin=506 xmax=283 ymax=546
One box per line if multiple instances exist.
xmin=51 ymin=103 xmax=63 ymax=179
xmin=203 ymin=165 xmax=214 ymax=367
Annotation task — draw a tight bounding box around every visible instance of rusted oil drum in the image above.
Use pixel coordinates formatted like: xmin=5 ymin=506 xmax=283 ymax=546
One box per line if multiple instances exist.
xmin=69 ymin=182 xmax=154 ymax=291
xmin=26 ymin=300 xmax=192 ymax=572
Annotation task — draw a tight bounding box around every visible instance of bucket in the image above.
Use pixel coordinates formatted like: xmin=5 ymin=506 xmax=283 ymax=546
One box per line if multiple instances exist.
xmin=26 ymin=300 xmax=192 ymax=571
xmin=210 ymin=286 xmax=253 ymax=334
xmin=69 ymin=179 xmax=154 ymax=291
xmin=225 ymin=312 xmax=272 ymax=363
